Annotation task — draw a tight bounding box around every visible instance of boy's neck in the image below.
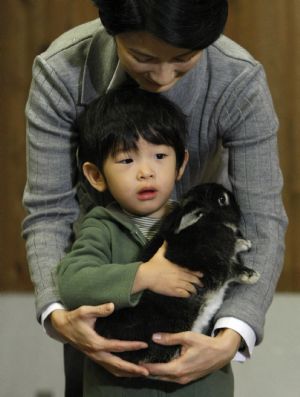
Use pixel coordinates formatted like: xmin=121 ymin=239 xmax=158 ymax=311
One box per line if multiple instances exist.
xmin=121 ymin=200 xmax=176 ymax=241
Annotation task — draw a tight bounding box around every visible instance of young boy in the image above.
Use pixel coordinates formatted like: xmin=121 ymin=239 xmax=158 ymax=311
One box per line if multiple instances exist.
xmin=57 ymin=86 xmax=227 ymax=396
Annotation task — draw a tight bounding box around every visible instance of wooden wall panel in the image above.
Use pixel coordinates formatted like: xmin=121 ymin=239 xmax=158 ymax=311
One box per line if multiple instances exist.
xmin=225 ymin=0 xmax=300 ymax=291
xmin=0 ymin=1 xmax=97 ymax=291
xmin=0 ymin=1 xmax=299 ymax=291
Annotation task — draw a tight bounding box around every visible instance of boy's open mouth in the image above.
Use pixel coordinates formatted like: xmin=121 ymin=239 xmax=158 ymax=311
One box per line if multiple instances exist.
xmin=137 ymin=188 xmax=158 ymax=200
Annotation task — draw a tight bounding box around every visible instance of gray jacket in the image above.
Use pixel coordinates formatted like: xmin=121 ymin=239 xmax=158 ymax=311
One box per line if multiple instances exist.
xmin=23 ymin=19 xmax=287 ymax=343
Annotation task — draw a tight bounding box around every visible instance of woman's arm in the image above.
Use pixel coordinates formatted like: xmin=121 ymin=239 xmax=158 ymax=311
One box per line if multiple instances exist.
xmin=22 ymin=54 xmax=81 ymax=319
xmin=215 ymin=64 xmax=288 ymax=342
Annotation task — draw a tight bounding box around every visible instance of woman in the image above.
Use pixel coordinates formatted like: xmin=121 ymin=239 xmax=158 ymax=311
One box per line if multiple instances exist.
xmin=22 ymin=1 xmax=287 ymax=396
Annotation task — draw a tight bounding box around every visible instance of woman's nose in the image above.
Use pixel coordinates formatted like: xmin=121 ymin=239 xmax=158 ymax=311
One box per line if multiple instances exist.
xmin=148 ymin=63 xmax=176 ymax=86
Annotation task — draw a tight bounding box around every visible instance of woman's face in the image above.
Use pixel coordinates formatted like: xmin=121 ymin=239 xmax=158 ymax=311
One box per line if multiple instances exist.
xmin=115 ymin=31 xmax=202 ymax=93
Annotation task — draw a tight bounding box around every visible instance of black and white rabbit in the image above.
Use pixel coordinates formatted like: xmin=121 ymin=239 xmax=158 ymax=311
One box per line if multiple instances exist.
xmin=95 ymin=183 xmax=260 ymax=363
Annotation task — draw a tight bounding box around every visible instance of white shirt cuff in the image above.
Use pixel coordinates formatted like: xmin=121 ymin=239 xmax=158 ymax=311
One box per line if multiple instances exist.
xmin=41 ymin=302 xmax=67 ymax=343
xmin=213 ymin=317 xmax=256 ymax=362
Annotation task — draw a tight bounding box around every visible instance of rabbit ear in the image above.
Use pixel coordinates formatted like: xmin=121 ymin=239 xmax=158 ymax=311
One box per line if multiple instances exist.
xmin=174 ymin=209 xmax=203 ymax=234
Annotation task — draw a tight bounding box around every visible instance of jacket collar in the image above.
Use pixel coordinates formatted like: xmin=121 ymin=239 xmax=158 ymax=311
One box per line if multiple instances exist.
xmin=89 ymin=202 xmax=147 ymax=245
xmin=80 ymin=28 xmax=118 ymax=104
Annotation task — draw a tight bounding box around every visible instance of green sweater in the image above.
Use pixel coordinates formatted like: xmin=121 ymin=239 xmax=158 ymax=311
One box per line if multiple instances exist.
xmin=57 ymin=203 xmax=146 ymax=311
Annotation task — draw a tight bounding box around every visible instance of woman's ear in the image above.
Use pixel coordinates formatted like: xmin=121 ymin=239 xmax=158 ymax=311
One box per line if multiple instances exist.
xmin=176 ymin=150 xmax=189 ymax=181
xmin=82 ymin=162 xmax=107 ymax=192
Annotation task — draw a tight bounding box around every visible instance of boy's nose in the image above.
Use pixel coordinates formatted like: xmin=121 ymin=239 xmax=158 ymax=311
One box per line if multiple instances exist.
xmin=137 ymin=165 xmax=154 ymax=180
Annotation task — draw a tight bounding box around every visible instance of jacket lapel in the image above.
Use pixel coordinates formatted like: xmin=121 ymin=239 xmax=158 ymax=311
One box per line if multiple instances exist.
xmin=80 ymin=27 xmax=119 ymax=105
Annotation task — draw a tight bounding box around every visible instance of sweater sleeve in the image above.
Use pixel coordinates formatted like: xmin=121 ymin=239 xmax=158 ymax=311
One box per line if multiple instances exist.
xmin=214 ymin=64 xmax=288 ymax=344
xmin=22 ymin=55 xmax=80 ymax=320
xmin=56 ymin=216 xmax=143 ymax=310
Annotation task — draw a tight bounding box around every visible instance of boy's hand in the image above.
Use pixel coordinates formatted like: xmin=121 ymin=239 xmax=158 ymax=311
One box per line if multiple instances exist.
xmin=132 ymin=242 xmax=203 ymax=297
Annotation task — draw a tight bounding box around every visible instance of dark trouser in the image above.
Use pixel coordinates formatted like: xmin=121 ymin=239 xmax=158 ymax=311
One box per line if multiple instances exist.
xmin=64 ymin=344 xmax=84 ymax=397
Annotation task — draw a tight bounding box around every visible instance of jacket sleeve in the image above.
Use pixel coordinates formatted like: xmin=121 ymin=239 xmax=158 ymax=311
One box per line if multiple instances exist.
xmin=56 ymin=217 xmax=143 ymax=310
xmin=22 ymin=54 xmax=80 ymax=320
xmin=214 ymin=64 xmax=288 ymax=344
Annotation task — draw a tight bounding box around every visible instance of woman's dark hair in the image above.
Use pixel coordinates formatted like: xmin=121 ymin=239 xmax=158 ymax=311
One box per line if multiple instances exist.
xmin=91 ymin=0 xmax=228 ymax=50
xmin=79 ymin=85 xmax=188 ymax=173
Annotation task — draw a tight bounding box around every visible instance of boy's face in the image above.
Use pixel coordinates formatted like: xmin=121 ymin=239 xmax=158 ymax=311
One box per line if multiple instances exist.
xmin=84 ymin=138 xmax=188 ymax=218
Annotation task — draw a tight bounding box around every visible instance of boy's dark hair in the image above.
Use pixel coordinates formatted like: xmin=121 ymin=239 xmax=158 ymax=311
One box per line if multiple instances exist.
xmin=79 ymin=86 xmax=188 ymax=173
xmin=91 ymin=0 xmax=228 ymax=50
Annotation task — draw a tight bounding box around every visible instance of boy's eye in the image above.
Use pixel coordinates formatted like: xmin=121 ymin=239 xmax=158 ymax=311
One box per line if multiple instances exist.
xmin=117 ymin=158 xmax=133 ymax=164
xmin=156 ymin=153 xmax=167 ymax=159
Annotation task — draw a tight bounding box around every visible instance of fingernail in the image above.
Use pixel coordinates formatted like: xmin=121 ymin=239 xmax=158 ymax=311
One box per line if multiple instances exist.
xmin=106 ymin=303 xmax=114 ymax=311
xmin=152 ymin=333 xmax=162 ymax=341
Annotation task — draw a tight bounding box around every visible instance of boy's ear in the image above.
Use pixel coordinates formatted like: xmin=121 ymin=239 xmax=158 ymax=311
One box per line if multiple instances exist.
xmin=82 ymin=162 xmax=107 ymax=192
xmin=176 ymin=150 xmax=189 ymax=181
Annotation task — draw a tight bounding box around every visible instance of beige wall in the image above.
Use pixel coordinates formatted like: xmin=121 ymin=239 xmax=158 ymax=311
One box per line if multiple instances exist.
xmin=0 ymin=1 xmax=298 ymax=291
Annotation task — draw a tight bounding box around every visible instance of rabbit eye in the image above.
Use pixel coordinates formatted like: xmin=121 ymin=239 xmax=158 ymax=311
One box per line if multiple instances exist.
xmin=218 ymin=192 xmax=229 ymax=207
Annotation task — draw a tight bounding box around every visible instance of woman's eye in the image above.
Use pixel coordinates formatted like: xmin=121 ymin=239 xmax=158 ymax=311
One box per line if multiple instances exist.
xmin=174 ymin=53 xmax=196 ymax=63
xmin=133 ymin=54 xmax=155 ymax=63
xmin=174 ymin=57 xmax=190 ymax=63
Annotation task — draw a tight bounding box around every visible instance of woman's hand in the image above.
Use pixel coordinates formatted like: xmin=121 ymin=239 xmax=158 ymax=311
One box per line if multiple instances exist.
xmin=132 ymin=242 xmax=203 ymax=297
xmin=141 ymin=329 xmax=241 ymax=384
xmin=50 ymin=303 xmax=149 ymax=377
